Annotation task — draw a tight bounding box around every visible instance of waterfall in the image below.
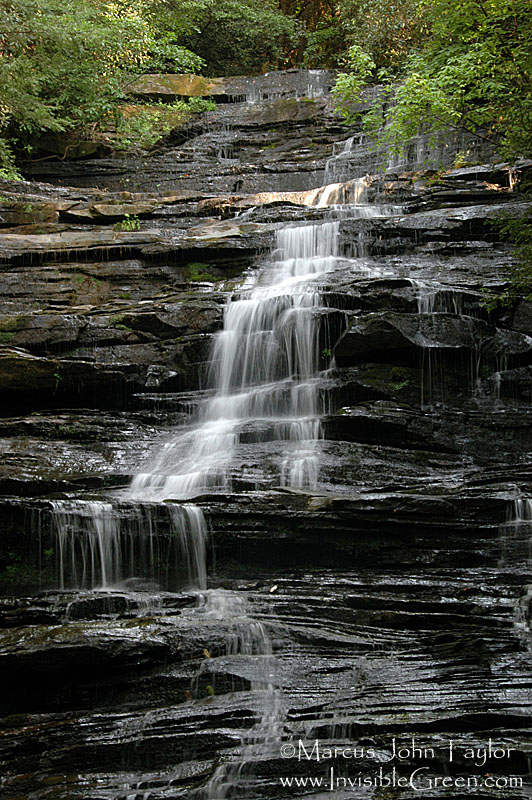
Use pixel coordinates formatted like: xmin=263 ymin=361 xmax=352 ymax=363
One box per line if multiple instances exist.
xmin=186 ymin=588 xmax=284 ymax=800
xmin=508 ymin=497 xmax=532 ymax=528
xmin=324 ymin=135 xmax=363 ymax=184
xmin=127 ymin=176 xmax=396 ymax=504
xmin=120 ymin=179 xmax=388 ymax=796
xmin=50 ymin=500 xmax=207 ymax=591
xmin=45 ymin=180 xmax=392 ymax=591
xmin=128 ymin=218 xmax=343 ymax=501
xmin=499 ymin=495 xmax=532 ymax=568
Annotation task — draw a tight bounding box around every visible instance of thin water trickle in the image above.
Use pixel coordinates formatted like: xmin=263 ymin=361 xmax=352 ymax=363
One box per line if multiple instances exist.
xmin=499 ymin=495 xmax=532 ymax=644
xmin=184 ymin=589 xmax=284 ymax=800
xmin=50 ymin=500 xmax=207 ymax=592
xmin=499 ymin=494 xmax=532 ymax=568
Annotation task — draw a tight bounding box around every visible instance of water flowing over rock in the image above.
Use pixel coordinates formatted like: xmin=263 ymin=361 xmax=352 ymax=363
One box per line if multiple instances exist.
xmin=0 ymin=70 xmax=531 ymax=799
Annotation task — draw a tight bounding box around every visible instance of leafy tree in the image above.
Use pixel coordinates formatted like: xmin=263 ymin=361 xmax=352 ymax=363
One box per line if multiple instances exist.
xmin=175 ymin=0 xmax=300 ymax=76
xmin=0 ymin=0 xmax=307 ymax=173
xmin=277 ymin=0 xmax=425 ymax=69
xmin=333 ymin=0 xmax=532 ymax=162
xmin=295 ymin=0 xmax=351 ymax=67
xmin=132 ymin=0 xmax=205 ymax=74
xmin=488 ymin=204 xmax=532 ymax=306
xmin=0 ymin=0 xmax=202 ymax=175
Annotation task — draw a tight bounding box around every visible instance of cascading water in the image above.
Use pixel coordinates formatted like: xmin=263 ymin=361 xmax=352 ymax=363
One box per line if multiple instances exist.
xmin=499 ymin=495 xmax=532 ymax=646
xmin=409 ymin=277 xmax=517 ymax=410
xmin=128 ymin=213 xmax=341 ymax=500
xmin=129 ymin=177 xmax=396 ymax=502
xmin=118 ymin=181 xmax=393 ymax=797
xmin=324 ymin=136 xmax=361 ymax=184
xmin=44 ymin=179 xmax=393 ymax=593
xmin=186 ymin=589 xmax=283 ymax=800
xmin=499 ymin=494 xmax=532 ymax=567
xmin=49 ymin=500 xmax=207 ymax=591
xmin=245 ymin=69 xmax=331 ymax=104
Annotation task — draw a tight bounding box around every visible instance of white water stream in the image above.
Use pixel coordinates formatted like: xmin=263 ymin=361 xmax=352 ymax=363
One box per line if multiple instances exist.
xmin=44 ymin=183 xmax=387 ymax=799
xmin=48 ymin=179 xmax=389 ymax=591
xmin=128 ymin=218 xmax=341 ymax=501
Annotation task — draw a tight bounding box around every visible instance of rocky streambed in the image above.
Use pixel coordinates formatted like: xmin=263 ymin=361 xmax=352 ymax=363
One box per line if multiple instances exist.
xmin=0 ymin=70 xmax=531 ymax=799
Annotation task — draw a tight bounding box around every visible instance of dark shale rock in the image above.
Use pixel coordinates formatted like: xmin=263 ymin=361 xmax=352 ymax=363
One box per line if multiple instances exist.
xmin=127 ymin=69 xmax=337 ymax=104
xmin=335 ymin=312 xmax=532 ymax=365
xmin=1 ymin=70 xmax=532 ymax=800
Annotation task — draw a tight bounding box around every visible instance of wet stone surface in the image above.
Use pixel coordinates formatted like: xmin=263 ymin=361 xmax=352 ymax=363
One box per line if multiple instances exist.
xmin=0 ymin=70 xmax=531 ymax=798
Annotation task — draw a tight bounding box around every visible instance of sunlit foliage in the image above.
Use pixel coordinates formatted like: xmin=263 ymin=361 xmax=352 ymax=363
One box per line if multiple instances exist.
xmin=0 ymin=0 xmax=202 ymax=174
xmin=333 ymin=0 xmax=532 ymax=162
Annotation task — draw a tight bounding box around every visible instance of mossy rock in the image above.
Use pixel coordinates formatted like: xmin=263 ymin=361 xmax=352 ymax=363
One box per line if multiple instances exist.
xmin=185 ymin=262 xmax=221 ymax=283
xmin=0 ymin=315 xmax=29 ymax=332
xmin=0 ymin=201 xmax=58 ymax=226
xmin=127 ymin=73 xmax=223 ymax=99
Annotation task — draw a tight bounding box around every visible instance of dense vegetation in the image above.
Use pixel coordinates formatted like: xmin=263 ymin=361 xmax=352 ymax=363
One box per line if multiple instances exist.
xmin=0 ymin=0 xmax=530 ymax=183
xmin=333 ymin=0 xmax=532 ymax=163
xmin=330 ymin=0 xmax=532 ymax=303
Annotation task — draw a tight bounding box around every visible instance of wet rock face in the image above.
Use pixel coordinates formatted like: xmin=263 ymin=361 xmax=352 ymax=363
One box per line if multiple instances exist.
xmin=1 ymin=70 xmax=532 ymax=798
xmin=0 ymin=180 xmax=276 ymax=411
xmin=0 ymin=572 xmax=530 ymax=798
xmin=128 ymin=69 xmax=337 ymax=104
xmin=22 ymin=71 xmax=343 ymax=194
xmin=335 ymin=312 xmax=532 ymax=369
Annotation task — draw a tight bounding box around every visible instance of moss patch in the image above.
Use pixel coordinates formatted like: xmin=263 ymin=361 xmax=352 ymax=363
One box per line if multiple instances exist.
xmin=0 ymin=548 xmax=55 ymax=592
xmin=185 ymin=262 xmax=220 ymax=283
xmin=0 ymin=316 xmax=27 ymax=332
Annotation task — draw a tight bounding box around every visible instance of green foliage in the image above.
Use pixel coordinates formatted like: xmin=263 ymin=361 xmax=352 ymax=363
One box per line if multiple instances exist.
xmin=0 ymin=138 xmax=22 ymax=180
xmin=331 ymin=45 xmax=376 ymax=118
xmin=187 ymin=97 xmax=217 ymax=114
xmin=302 ymin=0 xmax=425 ymax=69
xmin=113 ymin=214 xmax=141 ymax=231
xmin=0 ymin=547 xmax=54 ymax=588
xmin=333 ymin=0 xmax=532 ymax=163
xmin=345 ymin=0 xmax=425 ymax=71
xmin=453 ymin=150 xmax=479 ymax=169
xmin=303 ymin=24 xmax=347 ymax=69
xmin=186 ymin=262 xmax=219 ymax=282
xmin=487 ymin=206 xmax=532 ymax=306
xmin=129 ymin=0 xmax=205 ymax=74
xmin=142 ymin=43 xmax=204 ymax=75
xmin=177 ymin=0 xmax=300 ymax=76
xmin=114 ymin=107 xmax=177 ymax=151
xmin=3 ymin=0 xmax=528 ymax=174
xmin=1 ymin=0 xmax=145 ymax=131
xmin=0 ymin=0 xmax=205 ymax=170
xmin=113 ymin=97 xmax=214 ymax=151
xmin=390 ymin=366 xmax=410 ymax=391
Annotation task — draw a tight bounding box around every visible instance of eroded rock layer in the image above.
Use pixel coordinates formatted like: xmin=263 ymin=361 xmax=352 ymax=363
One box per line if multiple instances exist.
xmin=0 ymin=70 xmax=531 ymax=799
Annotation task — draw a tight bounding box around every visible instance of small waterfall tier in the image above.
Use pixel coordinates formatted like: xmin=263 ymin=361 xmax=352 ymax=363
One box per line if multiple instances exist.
xmin=48 ymin=501 xmax=207 ymax=591
xmin=500 ymin=496 xmax=532 ymax=566
xmin=129 ymin=182 xmax=388 ymax=502
xmin=129 ymin=222 xmax=337 ymax=499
